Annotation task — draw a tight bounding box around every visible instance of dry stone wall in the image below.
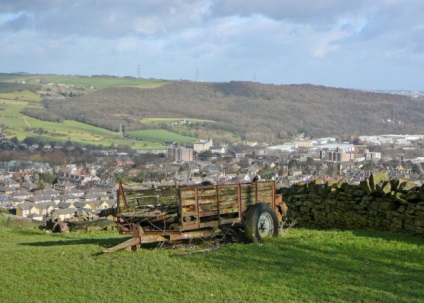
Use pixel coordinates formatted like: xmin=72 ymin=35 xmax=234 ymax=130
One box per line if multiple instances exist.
xmin=280 ymin=172 xmax=424 ymax=236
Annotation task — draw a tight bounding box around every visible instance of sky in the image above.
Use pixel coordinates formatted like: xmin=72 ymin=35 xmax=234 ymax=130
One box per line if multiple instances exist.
xmin=1 ymin=0 xmax=423 ymax=90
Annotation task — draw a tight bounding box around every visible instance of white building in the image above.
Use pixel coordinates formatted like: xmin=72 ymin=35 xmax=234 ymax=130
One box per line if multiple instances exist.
xmin=193 ymin=139 xmax=213 ymax=152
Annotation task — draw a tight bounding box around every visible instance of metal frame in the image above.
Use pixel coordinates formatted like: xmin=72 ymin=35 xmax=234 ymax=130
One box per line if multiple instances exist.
xmin=105 ymin=181 xmax=285 ymax=252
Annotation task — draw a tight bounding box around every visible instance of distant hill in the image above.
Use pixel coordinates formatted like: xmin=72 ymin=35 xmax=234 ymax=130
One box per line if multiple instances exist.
xmin=43 ymin=81 xmax=424 ymax=142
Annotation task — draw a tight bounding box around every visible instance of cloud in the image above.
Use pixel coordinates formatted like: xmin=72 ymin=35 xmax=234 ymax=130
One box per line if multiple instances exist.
xmin=0 ymin=0 xmax=423 ymax=89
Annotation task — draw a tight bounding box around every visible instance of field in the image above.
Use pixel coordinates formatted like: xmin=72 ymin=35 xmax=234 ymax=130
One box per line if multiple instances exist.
xmin=0 ymin=73 xmax=201 ymax=149
xmin=140 ymin=118 xmax=214 ymax=125
xmin=0 ymin=74 xmax=167 ymax=89
xmin=0 ymin=217 xmax=423 ymax=303
xmin=128 ymin=129 xmax=197 ymax=144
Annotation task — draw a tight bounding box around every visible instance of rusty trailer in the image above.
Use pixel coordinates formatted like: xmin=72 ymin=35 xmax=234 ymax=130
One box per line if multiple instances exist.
xmin=104 ymin=180 xmax=287 ymax=252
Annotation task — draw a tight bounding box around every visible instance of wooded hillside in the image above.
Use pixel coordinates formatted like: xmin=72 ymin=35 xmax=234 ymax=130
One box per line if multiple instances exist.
xmin=43 ymin=81 xmax=424 ymax=142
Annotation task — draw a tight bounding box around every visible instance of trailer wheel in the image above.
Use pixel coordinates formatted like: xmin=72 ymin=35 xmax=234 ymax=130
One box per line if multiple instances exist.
xmin=244 ymin=203 xmax=279 ymax=242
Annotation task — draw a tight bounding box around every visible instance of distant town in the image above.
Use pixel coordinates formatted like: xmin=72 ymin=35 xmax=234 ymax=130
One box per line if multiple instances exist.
xmin=1 ymin=128 xmax=423 ymax=223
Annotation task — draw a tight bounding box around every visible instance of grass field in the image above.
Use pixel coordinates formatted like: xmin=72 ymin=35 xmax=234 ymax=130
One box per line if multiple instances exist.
xmin=0 ymin=74 xmax=192 ymax=149
xmin=1 ymin=74 xmax=241 ymax=149
xmin=0 ymin=218 xmax=422 ymax=303
xmin=128 ymin=129 xmax=197 ymax=144
xmin=0 ymin=97 xmax=171 ymax=149
xmin=140 ymin=118 xmax=214 ymax=125
xmin=1 ymin=74 xmax=168 ymax=88
xmin=0 ymin=90 xmax=42 ymax=101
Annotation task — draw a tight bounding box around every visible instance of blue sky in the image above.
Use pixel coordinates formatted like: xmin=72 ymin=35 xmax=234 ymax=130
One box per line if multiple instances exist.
xmin=1 ymin=0 xmax=423 ymax=90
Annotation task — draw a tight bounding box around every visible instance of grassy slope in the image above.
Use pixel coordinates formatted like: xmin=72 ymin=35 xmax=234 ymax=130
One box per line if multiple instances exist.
xmin=0 ymin=74 xmax=167 ymax=88
xmin=0 ymin=74 xmax=197 ymax=148
xmin=140 ymin=118 xmax=214 ymax=125
xmin=128 ymin=129 xmax=197 ymax=144
xmin=0 ymin=99 xmax=158 ymax=148
xmin=45 ymin=81 xmax=424 ymax=142
xmin=0 ymin=221 xmax=422 ymax=303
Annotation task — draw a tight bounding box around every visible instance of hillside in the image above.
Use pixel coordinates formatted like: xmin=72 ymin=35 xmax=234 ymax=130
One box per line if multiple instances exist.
xmin=44 ymin=81 xmax=424 ymax=142
xmin=0 ymin=74 xmax=178 ymax=149
xmin=1 ymin=218 xmax=423 ymax=303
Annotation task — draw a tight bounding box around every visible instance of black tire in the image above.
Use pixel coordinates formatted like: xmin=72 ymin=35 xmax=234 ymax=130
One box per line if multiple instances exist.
xmin=244 ymin=203 xmax=279 ymax=243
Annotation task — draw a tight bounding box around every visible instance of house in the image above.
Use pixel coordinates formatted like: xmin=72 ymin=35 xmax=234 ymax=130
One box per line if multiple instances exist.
xmin=16 ymin=202 xmax=40 ymax=217
xmin=201 ymin=165 xmax=220 ymax=174
xmin=52 ymin=208 xmax=76 ymax=221
xmin=61 ymin=194 xmax=81 ymax=203
xmin=37 ymin=202 xmax=55 ymax=217
xmin=193 ymin=139 xmax=213 ymax=152
xmin=92 ymin=200 xmax=111 ymax=210
xmin=38 ymin=189 xmax=61 ymax=197
xmin=210 ymin=146 xmax=226 ymax=154
xmin=85 ymin=188 xmax=108 ymax=196
xmin=0 ymin=186 xmax=16 ymax=196
xmin=3 ymin=179 xmax=20 ymax=189
xmin=10 ymin=190 xmax=33 ymax=201
xmin=73 ymin=201 xmax=95 ymax=210
xmin=238 ymin=173 xmax=251 ymax=183
xmin=20 ymin=182 xmax=39 ymax=192
xmin=81 ymin=193 xmax=109 ymax=202
xmin=67 ymin=188 xmax=85 ymax=197
xmin=54 ymin=181 xmax=77 ymax=192
xmin=288 ymin=168 xmax=303 ymax=177
xmin=25 ymin=195 xmax=53 ymax=204
xmin=57 ymin=202 xmax=76 ymax=209
xmin=0 ymin=197 xmax=22 ymax=209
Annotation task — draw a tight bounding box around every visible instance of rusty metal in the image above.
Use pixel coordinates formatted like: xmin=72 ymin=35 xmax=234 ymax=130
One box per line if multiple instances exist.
xmin=118 ymin=180 xmax=129 ymax=212
xmin=106 ymin=180 xmax=287 ymax=252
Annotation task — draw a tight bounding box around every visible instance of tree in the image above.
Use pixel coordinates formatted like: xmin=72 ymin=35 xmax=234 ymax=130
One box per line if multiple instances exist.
xmin=10 ymin=137 xmax=19 ymax=145
xmin=412 ymin=164 xmax=422 ymax=174
xmin=288 ymin=159 xmax=298 ymax=169
xmin=306 ymin=157 xmax=316 ymax=167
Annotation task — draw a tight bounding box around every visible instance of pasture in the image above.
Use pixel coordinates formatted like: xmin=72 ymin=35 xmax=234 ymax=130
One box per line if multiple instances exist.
xmin=128 ymin=129 xmax=197 ymax=144
xmin=1 ymin=74 xmax=168 ymax=88
xmin=0 ymin=220 xmax=422 ymax=303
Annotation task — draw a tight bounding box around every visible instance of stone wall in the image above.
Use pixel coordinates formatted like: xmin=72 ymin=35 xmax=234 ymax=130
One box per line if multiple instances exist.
xmin=279 ymin=172 xmax=424 ymax=236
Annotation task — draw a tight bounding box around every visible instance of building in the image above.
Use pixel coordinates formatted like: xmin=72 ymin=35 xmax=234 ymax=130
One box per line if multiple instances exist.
xmin=167 ymin=147 xmax=194 ymax=162
xmin=294 ymin=140 xmax=313 ymax=148
xmin=365 ymin=152 xmax=382 ymax=162
xmin=328 ymin=150 xmax=355 ymax=162
xmin=193 ymin=139 xmax=213 ymax=152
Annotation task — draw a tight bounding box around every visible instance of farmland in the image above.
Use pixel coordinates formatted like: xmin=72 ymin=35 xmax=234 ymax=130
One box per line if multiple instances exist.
xmin=128 ymin=129 xmax=197 ymax=144
xmin=0 ymin=74 xmax=167 ymax=89
xmin=0 ymin=73 xmax=201 ymax=149
xmin=0 ymin=217 xmax=423 ymax=303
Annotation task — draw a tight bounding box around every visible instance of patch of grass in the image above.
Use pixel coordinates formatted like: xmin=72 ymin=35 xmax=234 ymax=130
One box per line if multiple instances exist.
xmin=2 ymin=74 xmax=168 ymax=88
xmin=128 ymin=129 xmax=197 ymax=143
xmin=0 ymin=225 xmax=422 ymax=303
xmin=0 ymin=90 xmax=42 ymax=101
xmin=141 ymin=117 xmax=214 ymax=125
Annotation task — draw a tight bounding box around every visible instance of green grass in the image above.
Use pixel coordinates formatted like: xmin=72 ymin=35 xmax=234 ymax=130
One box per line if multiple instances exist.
xmin=0 ymin=222 xmax=422 ymax=303
xmin=128 ymin=129 xmax=197 ymax=144
xmin=0 ymin=99 xmax=166 ymax=148
xmin=141 ymin=118 xmax=214 ymax=125
xmin=0 ymin=90 xmax=42 ymax=101
xmin=1 ymin=74 xmax=168 ymax=88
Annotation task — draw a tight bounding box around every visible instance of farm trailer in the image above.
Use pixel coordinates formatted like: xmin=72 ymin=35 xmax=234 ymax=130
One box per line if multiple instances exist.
xmin=104 ymin=180 xmax=287 ymax=252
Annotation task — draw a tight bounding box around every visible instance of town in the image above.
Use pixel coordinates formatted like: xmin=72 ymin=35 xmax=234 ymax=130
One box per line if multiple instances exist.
xmin=1 ymin=127 xmax=423 ymax=224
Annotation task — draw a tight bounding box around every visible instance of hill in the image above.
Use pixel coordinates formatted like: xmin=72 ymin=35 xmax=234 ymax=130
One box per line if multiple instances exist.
xmin=1 ymin=73 xmax=423 ymax=147
xmin=43 ymin=81 xmax=424 ymax=142
xmin=1 ymin=218 xmax=423 ymax=303
xmin=0 ymin=74 xmax=182 ymax=149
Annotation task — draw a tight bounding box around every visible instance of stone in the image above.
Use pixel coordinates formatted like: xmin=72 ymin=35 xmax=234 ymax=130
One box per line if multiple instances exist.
xmin=394 ymin=192 xmax=408 ymax=204
xmin=360 ymin=179 xmax=372 ymax=194
xmin=378 ymin=202 xmax=397 ymax=210
xmin=399 ymin=181 xmax=418 ymax=192
xmin=379 ymin=181 xmax=392 ymax=196
xmin=369 ymin=172 xmax=390 ymax=191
